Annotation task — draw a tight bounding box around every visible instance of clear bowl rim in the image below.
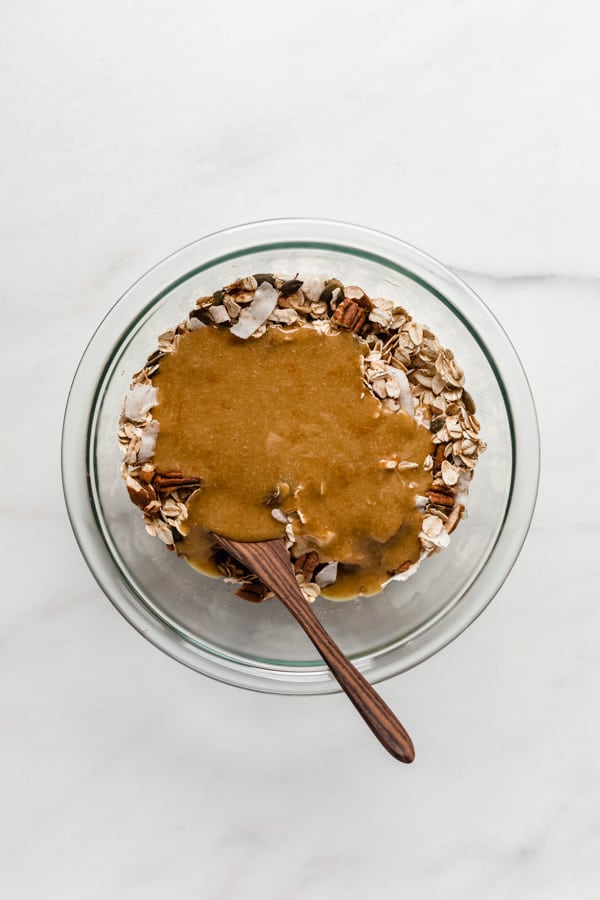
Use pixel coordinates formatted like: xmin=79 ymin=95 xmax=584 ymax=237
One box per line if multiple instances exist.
xmin=61 ymin=217 xmax=540 ymax=694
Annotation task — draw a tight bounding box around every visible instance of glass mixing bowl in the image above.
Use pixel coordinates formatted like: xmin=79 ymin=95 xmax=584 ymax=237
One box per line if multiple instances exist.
xmin=62 ymin=219 xmax=539 ymax=694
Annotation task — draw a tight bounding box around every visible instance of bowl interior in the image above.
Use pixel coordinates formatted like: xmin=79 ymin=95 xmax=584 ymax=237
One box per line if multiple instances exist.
xmin=86 ymin=238 xmax=513 ymax=685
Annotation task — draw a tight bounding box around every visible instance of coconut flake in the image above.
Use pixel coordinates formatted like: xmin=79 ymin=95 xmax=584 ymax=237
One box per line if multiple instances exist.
xmin=285 ymin=522 xmax=296 ymax=547
xmin=386 ymin=366 xmax=414 ymax=416
xmin=230 ymin=282 xmax=279 ymax=339
xmin=301 ymin=274 xmax=325 ymax=303
xmin=208 ymin=305 xmax=230 ymax=325
xmin=315 ymin=560 xmax=338 ymax=588
xmin=124 ymin=383 xmax=157 ymax=423
xmin=137 ymin=419 xmax=159 ymax=463
xmin=187 ymin=315 xmax=205 ymax=331
xmin=419 ymin=527 xmax=451 ymax=552
xmin=454 ymin=470 xmax=472 ymax=508
xmin=271 ymin=508 xmax=288 ymax=524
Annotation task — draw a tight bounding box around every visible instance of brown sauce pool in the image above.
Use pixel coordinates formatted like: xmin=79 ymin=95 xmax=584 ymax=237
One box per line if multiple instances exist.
xmin=151 ymin=325 xmax=433 ymax=597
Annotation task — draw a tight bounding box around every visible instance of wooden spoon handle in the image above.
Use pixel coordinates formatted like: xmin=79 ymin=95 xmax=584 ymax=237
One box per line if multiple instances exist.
xmin=280 ymin=583 xmax=415 ymax=763
xmin=215 ymin=537 xmax=415 ymax=763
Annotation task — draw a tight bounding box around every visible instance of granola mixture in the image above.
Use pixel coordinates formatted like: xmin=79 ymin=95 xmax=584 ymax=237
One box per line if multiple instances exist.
xmin=119 ymin=273 xmax=486 ymax=602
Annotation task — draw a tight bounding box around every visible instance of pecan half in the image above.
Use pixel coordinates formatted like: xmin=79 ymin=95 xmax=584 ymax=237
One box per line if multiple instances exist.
xmin=137 ymin=463 xmax=155 ymax=483
xmin=445 ymin=503 xmax=465 ymax=534
xmin=433 ymin=443 xmax=446 ymax=468
xmin=426 ymin=490 xmax=455 ymax=508
xmin=331 ymin=297 xmax=372 ymax=333
xmin=235 ymin=580 xmax=270 ymax=603
xmin=294 ymin=551 xmax=319 ymax=582
xmin=153 ymin=471 xmax=202 ymax=492
xmin=212 ymin=548 xmax=246 ymax=579
xmin=126 ymin=475 xmax=157 ymax=510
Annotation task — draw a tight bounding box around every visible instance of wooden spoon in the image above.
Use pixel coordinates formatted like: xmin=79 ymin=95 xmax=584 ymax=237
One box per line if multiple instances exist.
xmin=214 ymin=535 xmax=415 ymax=763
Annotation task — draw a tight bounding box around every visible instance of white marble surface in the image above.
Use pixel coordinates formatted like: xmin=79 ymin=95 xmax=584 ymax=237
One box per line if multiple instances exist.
xmin=2 ymin=1 xmax=599 ymax=897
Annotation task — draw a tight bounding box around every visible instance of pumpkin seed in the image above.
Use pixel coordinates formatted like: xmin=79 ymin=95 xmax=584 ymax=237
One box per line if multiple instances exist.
xmin=462 ymin=389 xmax=476 ymax=414
xmin=189 ymin=307 xmax=212 ymax=325
xmin=253 ymin=273 xmax=276 ymax=287
xmin=146 ymin=349 xmax=167 ymax=366
xmin=319 ymin=278 xmax=344 ymax=304
xmin=280 ymin=278 xmax=304 ymax=297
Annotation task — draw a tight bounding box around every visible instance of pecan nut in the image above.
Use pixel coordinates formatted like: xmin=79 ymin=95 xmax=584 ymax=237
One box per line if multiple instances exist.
xmin=426 ymin=490 xmax=455 ymax=508
xmin=153 ymin=471 xmax=202 ymax=492
xmin=433 ymin=443 xmax=446 ymax=468
xmin=294 ymin=551 xmax=319 ymax=582
xmin=137 ymin=463 xmax=156 ymax=483
xmin=445 ymin=503 xmax=465 ymax=534
xmin=126 ymin=475 xmax=157 ymax=510
xmin=331 ymin=297 xmax=372 ymax=333
xmin=235 ymin=580 xmax=271 ymax=603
